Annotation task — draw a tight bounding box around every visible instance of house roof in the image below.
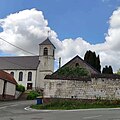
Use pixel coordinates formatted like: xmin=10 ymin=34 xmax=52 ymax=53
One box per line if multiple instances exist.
xmin=0 ymin=70 xmax=17 ymax=85
xmin=0 ymin=56 xmax=39 ymax=70
xmin=62 ymin=55 xmax=99 ymax=72
xmin=39 ymin=38 xmax=56 ymax=48
xmin=45 ymin=55 xmax=100 ymax=80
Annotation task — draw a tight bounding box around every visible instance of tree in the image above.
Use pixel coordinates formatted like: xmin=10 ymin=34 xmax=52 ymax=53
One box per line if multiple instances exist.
xmin=109 ymin=66 xmax=113 ymax=74
xmin=102 ymin=65 xmax=113 ymax=74
xmin=102 ymin=67 xmax=106 ymax=74
xmin=117 ymin=68 xmax=120 ymax=75
xmin=96 ymin=55 xmax=101 ymax=72
xmin=84 ymin=50 xmax=101 ymax=72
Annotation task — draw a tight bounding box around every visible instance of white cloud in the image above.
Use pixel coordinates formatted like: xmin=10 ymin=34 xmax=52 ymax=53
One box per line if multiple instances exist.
xmin=0 ymin=9 xmax=53 ymax=55
xmin=0 ymin=8 xmax=120 ymax=72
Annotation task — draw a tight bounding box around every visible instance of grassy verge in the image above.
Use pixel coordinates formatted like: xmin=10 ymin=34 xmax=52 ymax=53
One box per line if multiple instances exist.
xmin=31 ymin=99 xmax=120 ymax=110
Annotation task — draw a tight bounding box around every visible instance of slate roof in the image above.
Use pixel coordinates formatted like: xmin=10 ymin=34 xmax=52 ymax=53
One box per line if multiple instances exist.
xmin=0 ymin=70 xmax=17 ymax=85
xmin=39 ymin=38 xmax=56 ymax=48
xmin=0 ymin=56 xmax=39 ymax=70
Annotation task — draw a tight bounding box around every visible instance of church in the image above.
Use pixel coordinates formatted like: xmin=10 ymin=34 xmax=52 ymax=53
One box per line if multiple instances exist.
xmin=0 ymin=38 xmax=120 ymax=100
xmin=0 ymin=38 xmax=55 ymax=90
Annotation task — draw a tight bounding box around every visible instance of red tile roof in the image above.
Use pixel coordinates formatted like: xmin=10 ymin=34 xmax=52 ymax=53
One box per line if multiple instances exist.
xmin=0 ymin=70 xmax=17 ymax=85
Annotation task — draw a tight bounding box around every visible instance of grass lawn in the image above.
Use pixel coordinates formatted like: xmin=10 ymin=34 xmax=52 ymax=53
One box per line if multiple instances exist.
xmin=31 ymin=99 xmax=120 ymax=110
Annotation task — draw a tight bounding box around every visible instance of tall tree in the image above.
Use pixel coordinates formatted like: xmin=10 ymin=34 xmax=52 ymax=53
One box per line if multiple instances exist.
xmin=84 ymin=50 xmax=101 ymax=72
xmin=102 ymin=65 xmax=113 ymax=74
xmin=109 ymin=66 xmax=113 ymax=74
xmin=96 ymin=55 xmax=101 ymax=72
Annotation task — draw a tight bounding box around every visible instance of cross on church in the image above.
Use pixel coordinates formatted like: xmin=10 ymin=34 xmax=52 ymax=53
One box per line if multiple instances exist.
xmin=47 ymin=30 xmax=51 ymax=38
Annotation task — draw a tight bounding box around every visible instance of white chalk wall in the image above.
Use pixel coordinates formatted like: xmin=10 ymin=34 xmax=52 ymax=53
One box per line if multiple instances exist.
xmin=5 ymin=70 xmax=36 ymax=89
xmin=44 ymin=78 xmax=120 ymax=100
xmin=6 ymin=82 xmax=16 ymax=96
xmin=0 ymin=79 xmax=4 ymax=95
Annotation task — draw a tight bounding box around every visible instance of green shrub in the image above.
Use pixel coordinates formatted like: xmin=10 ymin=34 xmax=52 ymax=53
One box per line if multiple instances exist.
xmin=16 ymin=84 xmax=25 ymax=92
xmin=31 ymin=99 xmax=120 ymax=110
xmin=27 ymin=91 xmax=40 ymax=100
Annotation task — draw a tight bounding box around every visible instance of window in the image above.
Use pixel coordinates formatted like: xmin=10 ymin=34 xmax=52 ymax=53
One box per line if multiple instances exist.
xmin=43 ymin=47 xmax=48 ymax=56
xmin=28 ymin=72 xmax=32 ymax=81
xmin=10 ymin=72 xmax=14 ymax=77
xmin=27 ymin=83 xmax=32 ymax=89
xmin=19 ymin=72 xmax=23 ymax=81
xmin=75 ymin=63 xmax=79 ymax=67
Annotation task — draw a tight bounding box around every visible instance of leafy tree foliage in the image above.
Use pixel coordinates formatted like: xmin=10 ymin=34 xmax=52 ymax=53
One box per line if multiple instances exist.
xmin=102 ymin=65 xmax=113 ymax=74
xmin=27 ymin=90 xmax=40 ymax=100
xmin=84 ymin=50 xmax=101 ymax=72
xmin=16 ymin=84 xmax=25 ymax=92
xmin=117 ymin=69 xmax=120 ymax=75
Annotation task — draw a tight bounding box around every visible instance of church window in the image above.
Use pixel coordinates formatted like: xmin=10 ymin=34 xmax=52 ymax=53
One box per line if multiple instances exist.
xmin=43 ymin=47 xmax=48 ymax=56
xmin=10 ymin=72 xmax=14 ymax=77
xmin=75 ymin=63 xmax=79 ymax=67
xmin=19 ymin=72 xmax=23 ymax=81
xmin=28 ymin=72 xmax=32 ymax=81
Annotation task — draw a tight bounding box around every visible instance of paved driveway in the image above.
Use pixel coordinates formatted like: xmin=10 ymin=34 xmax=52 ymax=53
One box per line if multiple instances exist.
xmin=0 ymin=100 xmax=120 ymax=120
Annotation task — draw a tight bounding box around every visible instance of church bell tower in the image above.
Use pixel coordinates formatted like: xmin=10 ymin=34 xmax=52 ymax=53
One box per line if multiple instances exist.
xmin=36 ymin=38 xmax=55 ymax=88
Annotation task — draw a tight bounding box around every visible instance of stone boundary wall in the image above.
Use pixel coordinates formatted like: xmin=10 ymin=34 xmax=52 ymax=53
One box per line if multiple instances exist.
xmin=44 ymin=78 xmax=120 ymax=100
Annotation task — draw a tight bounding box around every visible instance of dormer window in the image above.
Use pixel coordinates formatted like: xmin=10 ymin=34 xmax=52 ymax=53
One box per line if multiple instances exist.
xmin=43 ymin=47 xmax=48 ymax=56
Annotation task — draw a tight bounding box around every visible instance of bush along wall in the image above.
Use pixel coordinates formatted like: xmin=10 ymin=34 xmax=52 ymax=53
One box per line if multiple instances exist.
xmin=27 ymin=90 xmax=40 ymax=100
xmin=16 ymin=84 xmax=25 ymax=92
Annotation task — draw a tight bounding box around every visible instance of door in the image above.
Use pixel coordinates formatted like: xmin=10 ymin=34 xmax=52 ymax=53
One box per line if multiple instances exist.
xmin=27 ymin=83 xmax=32 ymax=90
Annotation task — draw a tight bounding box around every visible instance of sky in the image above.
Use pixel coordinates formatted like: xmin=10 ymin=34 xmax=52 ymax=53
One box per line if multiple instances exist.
xmin=0 ymin=0 xmax=120 ymax=72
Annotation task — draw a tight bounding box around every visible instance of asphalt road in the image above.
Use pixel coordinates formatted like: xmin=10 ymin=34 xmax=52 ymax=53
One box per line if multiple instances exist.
xmin=0 ymin=100 xmax=120 ymax=120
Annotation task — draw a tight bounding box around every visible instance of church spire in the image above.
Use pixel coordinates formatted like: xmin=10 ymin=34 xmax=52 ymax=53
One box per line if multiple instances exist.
xmin=39 ymin=30 xmax=56 ymax=49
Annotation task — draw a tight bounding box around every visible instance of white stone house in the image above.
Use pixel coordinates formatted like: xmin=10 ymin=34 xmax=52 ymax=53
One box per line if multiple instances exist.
xmin=0 ymin=38 xmax=55 ymax=90
xmin=0 ymin=70 xmax=17 ymax=100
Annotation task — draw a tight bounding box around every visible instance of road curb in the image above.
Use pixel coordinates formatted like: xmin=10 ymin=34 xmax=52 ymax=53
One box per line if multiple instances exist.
xmin=24 ymin=106 xmax=120 ymax=112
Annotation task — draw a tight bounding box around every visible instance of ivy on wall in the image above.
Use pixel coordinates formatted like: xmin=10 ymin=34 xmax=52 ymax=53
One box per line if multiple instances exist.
xmin=57 ymin=67 xmax=89 ymax=78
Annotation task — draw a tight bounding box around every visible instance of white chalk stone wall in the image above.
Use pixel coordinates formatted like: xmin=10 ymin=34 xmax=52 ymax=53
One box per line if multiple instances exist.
xmin=44 ymin=78 xmax=120 ymax=100
xmin=5 ymin=82 xmax=16 ymax=96
xmin=5 ymin=70 xmax=36 ymax=90
xmin=0 ymin=79 xmax=4 ymax=95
